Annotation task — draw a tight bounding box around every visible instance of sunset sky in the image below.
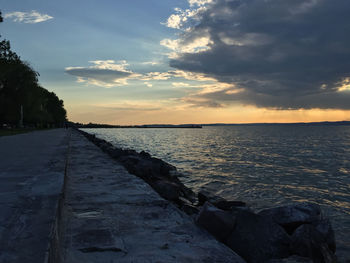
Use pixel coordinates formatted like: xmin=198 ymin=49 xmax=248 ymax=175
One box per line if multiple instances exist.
xmin=1 ymin=0 xmax=350 ymax=124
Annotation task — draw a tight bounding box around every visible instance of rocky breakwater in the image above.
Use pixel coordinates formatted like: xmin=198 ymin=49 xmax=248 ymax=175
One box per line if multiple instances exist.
xmin=78 ymin=130 xmax=197 ymax=212
xmin=79 ymin=130 xmax=337 ymax=263
xmin=197 ymin=199 xmax=336 ymax=263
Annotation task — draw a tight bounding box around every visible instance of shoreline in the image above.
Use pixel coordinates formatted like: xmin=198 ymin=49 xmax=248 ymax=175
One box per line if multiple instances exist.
xmin=0 ymin=128 xmax=343 ymax=262
xmin=78 ymin=128 xmax=340 ymax=263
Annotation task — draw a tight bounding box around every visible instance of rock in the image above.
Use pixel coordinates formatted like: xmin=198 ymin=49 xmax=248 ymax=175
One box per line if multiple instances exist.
xmin=312 ymin=219 xmax=336 ymax=253
xmin=149 ymin=157 xmax=177 ymax=178
xmin=123 ymin=149 xmax=138 ymax=156
xmin=152 ymin=180 xmax=182 ymax=201
xmin=118 ymin=155 xmax=143 ymax=176
xmin=181 ymin=203 xmax=199 ymax=216
xmin=139 ymin=150 xmax=151 ymax=158
xmin=198 ymin=190 xmax=225 ymax=206
xmin=226 ymin=210 xmax=291 ymax=263
xmin=196 ymin=202 xmax=235 ymax=242
xmin=214 ymin=200 xmax=246 ymax=211
xmin=115 ymin=148 xmax=196 ymax=204
xmin=197 ymin=190 xmax=245 ymax=210
xmin=96 ymin=140 xmax=113 ymax=151
xmin=109 ymin=148 xmax=125 ymax=159
xmin=268 ymin=255 xmax=313 ymax=262
xmin=258 ymin=202 xmax=322 ymax=234
xmin=290 ymin=224 xmax=336 ymax=263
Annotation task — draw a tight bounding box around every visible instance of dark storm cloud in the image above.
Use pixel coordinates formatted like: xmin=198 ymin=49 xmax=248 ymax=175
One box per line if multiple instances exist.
xmin=65 ymin=68 xmax=131 ymax=83
xmin=170 ymin=0 xmax=350 ymax=109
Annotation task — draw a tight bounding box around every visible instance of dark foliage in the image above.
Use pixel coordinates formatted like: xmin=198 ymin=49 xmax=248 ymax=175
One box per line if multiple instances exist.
xmin=0 ymin=12 xmax=67 ymax=128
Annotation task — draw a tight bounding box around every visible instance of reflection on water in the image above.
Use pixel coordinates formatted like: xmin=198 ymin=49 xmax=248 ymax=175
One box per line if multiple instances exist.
xmin=83 ymin=125 xmax=350 ymax=259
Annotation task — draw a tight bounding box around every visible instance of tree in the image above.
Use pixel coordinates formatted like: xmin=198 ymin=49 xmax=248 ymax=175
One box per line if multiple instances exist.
xmin=0 ymin=10 xmax=67 ymax=127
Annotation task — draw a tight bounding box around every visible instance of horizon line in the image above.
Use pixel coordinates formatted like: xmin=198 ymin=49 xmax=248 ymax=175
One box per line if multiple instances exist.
xmin=74 ymin=120 xmax=350 ymax=126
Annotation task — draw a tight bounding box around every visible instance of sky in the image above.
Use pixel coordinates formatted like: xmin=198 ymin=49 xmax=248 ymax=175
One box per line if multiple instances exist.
xmin=1 ymin=0 xmax=350 ymax=125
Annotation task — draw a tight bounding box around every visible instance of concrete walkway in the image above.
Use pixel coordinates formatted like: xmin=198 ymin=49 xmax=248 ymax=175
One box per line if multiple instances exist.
xmin=0 ymin=129 xmax=244 ymax=262
xmin=0 ymin=129 xmax=69 ymax=263
xmin=60 ymin=130 xmax=244 ymax=262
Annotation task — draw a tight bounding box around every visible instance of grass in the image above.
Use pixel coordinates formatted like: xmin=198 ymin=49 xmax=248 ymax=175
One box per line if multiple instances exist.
xmin=0 ymin=128 xmax=34 ymax=137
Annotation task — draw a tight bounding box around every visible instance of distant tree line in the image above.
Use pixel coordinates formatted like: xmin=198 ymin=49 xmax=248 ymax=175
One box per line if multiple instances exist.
xmin=0 ymin=11 xmax=67 ymax=128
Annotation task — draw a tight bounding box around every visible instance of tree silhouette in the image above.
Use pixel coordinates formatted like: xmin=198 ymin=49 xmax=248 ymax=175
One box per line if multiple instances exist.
xmin=0 ymin=10 xmax=67 ymax=128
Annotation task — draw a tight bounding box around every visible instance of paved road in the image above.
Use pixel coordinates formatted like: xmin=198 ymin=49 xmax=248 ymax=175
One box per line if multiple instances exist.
xmin=0 ymin=129 xmax=69 ymax=263
xmin=60 ymin=130 xmax=244 ymax=262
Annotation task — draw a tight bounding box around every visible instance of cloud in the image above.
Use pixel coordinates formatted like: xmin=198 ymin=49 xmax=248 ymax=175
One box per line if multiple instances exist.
xmin=141 ymin=72 xmax=172 ymax=81
xmin=92 ymin=102 xmax=162 ymax=112
xmin=141 ymin=61 xmax=161 ymax=66
xmin=144 ymin=82 xmax=153 ymax=87
xmin=140 ymin=69 xmax=216 ymax=82
xmin=65 ymin=60 xmax=138 ymax=87
xmin=65 ymin=60 xmax=218 ymax=88
xmin=163 ymin=0 xmax=350 ymax=110
xmin=4 ymin=10 xmax=53 ymax=23
xmin=172 ymin=82 xmax=191 ymax=87
xmin=163 ymin=6 xmax=207 ymax=29
xmin=169 ymin=69 xmax=216 ymax=82
xmin=160 ymin=34 xmax=213 ymax=57
xmin=183 ymin=97 xmax=223 ymax=108
xmin=189 ymin=0 xmax=213 ymax=7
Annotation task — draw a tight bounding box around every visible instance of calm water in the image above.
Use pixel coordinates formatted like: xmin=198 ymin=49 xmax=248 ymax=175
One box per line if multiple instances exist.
xmin=83 ymin=126 xmax=350 ymax=259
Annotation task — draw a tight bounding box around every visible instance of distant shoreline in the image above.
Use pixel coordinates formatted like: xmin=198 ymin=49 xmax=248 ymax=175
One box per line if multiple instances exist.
xmin=203 ymin=121 xmax=350 ymax=126
xmin=72 ymin=120 xmax=350 ymax=129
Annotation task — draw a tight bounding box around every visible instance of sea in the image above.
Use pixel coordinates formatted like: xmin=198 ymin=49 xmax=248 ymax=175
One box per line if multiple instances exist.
xmin=82 ymin=125 xmax=350 ymax=260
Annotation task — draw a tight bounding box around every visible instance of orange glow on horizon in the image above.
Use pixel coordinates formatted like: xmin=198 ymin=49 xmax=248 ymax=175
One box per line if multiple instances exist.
xmin=67 ymin=104 xmax=350 ymax=125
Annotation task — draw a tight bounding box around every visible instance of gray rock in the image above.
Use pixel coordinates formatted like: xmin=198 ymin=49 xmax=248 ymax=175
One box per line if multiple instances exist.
xmin=214 ymin=200 xmax=246 ymax=211
xmin=290 ymin=224 xmax=336 ymax=263
xmin=118 ymin=155 xmax=176 ymax=182
xmin=313 ymin=219 xmax=336 ymax=253
xmin=197 ymin=190 xmax=245 ymax=210
xmin=181 ymin=203 xmax=200 ymax=216
xmin=226 ymin=210 xmax=291 ymax=263
xmin=139 ymin=150 xmax=151 ymax=158
xmin=196 ymin=202 xmax=236 ymax=242
xmin=258 ymin=202 xmax=322 ymax=234
xmin=118 ymin=155 xmax=143 ymax=176
xmin=109 ymin=148 xmax=124 ymax=159
xmin=149 ymin=157 xmax=177 ymax=178
xmin=153 ymin=180 xmax=182 ymax=201
xmin=198 ymin=190 xmax=225 ymax=206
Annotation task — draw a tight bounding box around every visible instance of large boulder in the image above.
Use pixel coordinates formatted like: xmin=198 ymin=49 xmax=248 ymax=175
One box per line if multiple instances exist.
xmin=197 ymin=190 xmax=246 ymax=211
xmin=181 ymin=203 xmax=199 ymax=216
xmin=109 ymin=148 xmax=125 ymax=159
xmin=196 ymin=202 xmax=236 ymax=242
xmin=226 ymin=210 xmax=291 ymax=263
xmin=290 ymin=224 xmax=336 ymax=263
xmin=118 ymin=155 xmax=144 ymax=177
xmin=214 ymin=200 xmax=247 ymax=211
xmin=148 ymin=157 xmax=177 ymax=178
xmin=258 ymin=203 xmax=322 ymax=234
xmin=198 ymin=190 xmax=225 ymax=205
xmin=118 ymin=155 xmax=177 ymax=182
xmin=152 ymin=180 xmax=182 ymax=201
xmin=312 ymin=219 xmax=336 ymax=253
